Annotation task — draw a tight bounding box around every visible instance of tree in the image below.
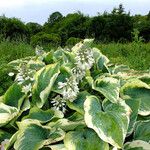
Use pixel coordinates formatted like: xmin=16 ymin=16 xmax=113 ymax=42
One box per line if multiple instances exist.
xmin=26 ymin=22 xmax=42 ymax=36
xmin=47 ymin=11 xmax=63 ymax=25
xmin=0 ymin=16 xmax=29 ymax=41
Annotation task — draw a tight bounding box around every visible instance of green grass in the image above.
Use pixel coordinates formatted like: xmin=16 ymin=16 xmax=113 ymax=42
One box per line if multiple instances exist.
xmin=0 ymin=40 xmax=34 ymax=95
xmin=0 ymin=40 xmax=150 ymax=95
xmin=94 ymin=42 xmax=150 ymax=70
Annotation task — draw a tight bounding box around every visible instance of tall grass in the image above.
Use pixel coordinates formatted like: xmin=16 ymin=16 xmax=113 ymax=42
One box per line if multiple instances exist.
xmin=94 ymin=42 xmax=150 ymax=70
xmin=0 ymin=40 xmax=34 ymax=95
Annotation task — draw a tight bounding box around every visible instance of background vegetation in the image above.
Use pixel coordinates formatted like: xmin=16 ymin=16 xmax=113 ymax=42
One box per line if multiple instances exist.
xmin=0 ymin=4 xmax=150 ymax=96
xmin=0 ymin=4 xmax=150 ymax=45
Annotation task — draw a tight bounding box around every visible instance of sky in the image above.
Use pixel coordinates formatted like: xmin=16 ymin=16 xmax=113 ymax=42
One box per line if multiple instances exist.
xmin=0 ymin=0 xmax=149 ymax=24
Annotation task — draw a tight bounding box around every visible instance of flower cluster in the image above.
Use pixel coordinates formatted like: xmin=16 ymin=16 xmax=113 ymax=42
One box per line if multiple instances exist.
xmin=72 ymin=40 xmax=95 ymax=81
xmin=35 ymin=45 xmax=46 ymax=61
xmin=58 ymin=76 xmax=79 ymax=102
xmin=15 ymin=63 xmax=35 ymax=96
xmin=75 ymin=48 xmax=94 ymax=71
xmin=51 ymin=95 xmax=66 ymax=113
xmin=72 ymin=66 xmax=85 ymax=82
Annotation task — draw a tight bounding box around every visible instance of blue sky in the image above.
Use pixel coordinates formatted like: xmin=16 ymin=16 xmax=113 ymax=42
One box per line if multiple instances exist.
xmin=0 ymin=0 xmax=149 ymax=24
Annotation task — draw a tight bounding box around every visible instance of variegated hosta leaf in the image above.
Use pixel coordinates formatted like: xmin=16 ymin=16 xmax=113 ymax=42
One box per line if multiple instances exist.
xmin=125 ymin=98 xmax=140 ymax=135
xmin=27 ymin=59 xmax=45 ymax=71
xmin=48 ymin=144 xmax=67 ymax=150
xmin=0 ymin=103 xmax=18 ymax=127
xmin=93 ymin=77 xmax=120 ymax=103
xmin=22 ymin=107 xmax=63 ymax=123
xmin=124 ymin=140 xmax=150 ymax=150
xmin=92 ymin=48 xmax=109 ymax=72
xmin=52 ymin=66 xmax=72 ymax=93
xmin=138 ymin=75 xmax=150 ymax=85
xmin=2 ymin=83 xmax=25 ymax=109
xmin=14 ymin=120 xmax=65 ymax=150
xmin=48 ymin=118 xmax=85 ymax=132
xmin=84 ymin=96 xmax=131 ymax=148
xmin=68 ymin=112 xmax=84 ymax=121
xmin=32 ymin=63 xmax=60 ymax=108
xmin=67 ymin=91 xmax=91 ymax=114
xmin=121 ymin=79 xmax=150 ymax=116
xmin=64 ymin=128 xmax=109 ymax=150
xmin=4 ymin=131 xmax=19 ymax=150
xmin=134 ymin=120 xmax=150 ymax=142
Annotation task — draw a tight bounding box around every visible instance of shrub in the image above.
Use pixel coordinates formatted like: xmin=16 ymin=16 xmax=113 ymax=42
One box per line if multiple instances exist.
xmin=66 ymin=37 xmax=81 ymax=46
xmin=31 ymin=32 xmax=61 ymax=47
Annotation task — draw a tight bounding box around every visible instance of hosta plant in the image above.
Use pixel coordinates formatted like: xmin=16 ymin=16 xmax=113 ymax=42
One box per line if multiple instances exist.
xmin=0 ymin=40 xmax=150 ymax=150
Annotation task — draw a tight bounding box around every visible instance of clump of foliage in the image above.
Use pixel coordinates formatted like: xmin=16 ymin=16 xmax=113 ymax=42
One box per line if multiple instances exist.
xmin=0 ymin=40 xmax=150 ymax=150
xmin=66 ymin=37 xmax=81 ymax=47
xmin=31 ymin=32 xmax=61 ymax=47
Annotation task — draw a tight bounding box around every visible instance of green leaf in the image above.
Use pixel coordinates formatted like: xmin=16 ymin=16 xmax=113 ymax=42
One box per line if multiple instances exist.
xmin=121 ymin=79 xmax=150 ymax=116
xmin=32 ymin=63 xmax=60 ymax=108
xmin=4 ymin=131 xmax=19 ymax=150
xmin=22 ymin=107 xmax=63 ymax=123
xmin=52 ymin=66 xmax=72 ymax=93
xmin=125 ymin=98 xmax=140 ymax=135
xmin=93 ymin=77 xmax=120 ymax=103
xmin=92 ymin=48 xmax=109 ymax=73
xmin=0 ymin=129 xmax=12 ymax=143
xmin=68 ymin=112 xmax=84 ymax=121
xmin=124 ymin=140 xmax=150 ymax=150
xmin=48 ymin=118 xmax=85 ymax=132
xmin=0 ymin=102 xmax=18 ymax=127
xmin=84 ymin=96 xmax=131 ymax=148
xmin=67 ymin=91 xmax=91 ymax=114
xmin=64 ymin=128 xmax=109 ymax=150
xmin=28 ymin=59 xmax=45 ymax=71
xmin=134 ymin=120 xmax=150 ymax=142
xmin=14 ymin=120 xmax=65 ymax=150
xmin=2 ymin=83 xmax=25 ymax=109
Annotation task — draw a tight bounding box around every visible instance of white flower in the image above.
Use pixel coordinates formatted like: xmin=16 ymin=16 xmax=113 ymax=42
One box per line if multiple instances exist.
xmin=35 ymin=45 xmax=44 ymax=56
xmin=22 ymin=83 xmax=32 ymax=94
xmin=58 ymin=82 xmax=67 ymax=89
xmin=75 ymin=48 xmax=94 ymax=71
xmin=51 ymin=95 xmax=66 ymax=113
xmin=8 ymin=72 xmax=14 ymax=77
xmin=58 ymin=77 xmax=79 ymax=101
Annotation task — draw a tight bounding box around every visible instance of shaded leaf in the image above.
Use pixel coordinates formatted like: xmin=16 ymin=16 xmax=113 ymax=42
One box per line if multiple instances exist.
xmin=134 ymin=120 xmax=150 ymax=142
xmin=121 ymin=79 xmax=150 ymax=116
xmin=23 ymin=107 xmax=63 ymax=123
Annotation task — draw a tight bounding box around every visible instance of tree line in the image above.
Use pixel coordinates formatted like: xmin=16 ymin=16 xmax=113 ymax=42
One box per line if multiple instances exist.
xmin=0 ymin=4 xmax=150 ymax=46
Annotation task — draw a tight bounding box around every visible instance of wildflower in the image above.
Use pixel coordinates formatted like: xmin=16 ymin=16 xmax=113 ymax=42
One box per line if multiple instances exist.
xmin=35 ymin=45 xmax=45 ymax=56
xmin=15 ymin=63 xmax=35 ymax=85
xmin=8 ymin=72 xmax=14 ymax=77
xmin=72 ymin=67 xmax=85 ymax=81
xmin=58 ymin=77 xmax=79 ymax=102
xmin=75 ymin=49 xmax=94 ymax=71
xmin=21 ymin=83 xmax=32 ymax=95
xmin=51 ymin=95 xmax=66 ymax=113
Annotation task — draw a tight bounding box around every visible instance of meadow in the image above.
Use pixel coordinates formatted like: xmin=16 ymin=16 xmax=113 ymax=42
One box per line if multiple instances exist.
xmin=0 ymin=40 xmax=150 ymax=96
